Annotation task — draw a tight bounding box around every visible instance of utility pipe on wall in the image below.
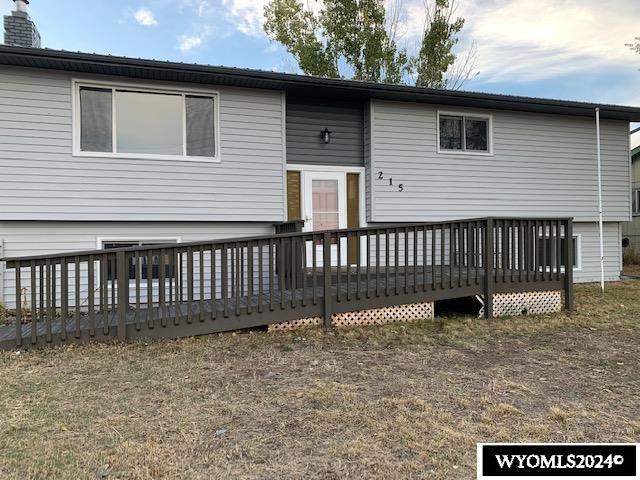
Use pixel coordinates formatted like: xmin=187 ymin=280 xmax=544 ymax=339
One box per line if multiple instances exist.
xmin=595 ymin=108 xmax=605 ymax=293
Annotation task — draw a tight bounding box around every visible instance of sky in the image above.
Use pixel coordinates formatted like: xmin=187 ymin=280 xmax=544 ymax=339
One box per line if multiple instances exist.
xmin=3 ymin=0 xmax=640 ymax=112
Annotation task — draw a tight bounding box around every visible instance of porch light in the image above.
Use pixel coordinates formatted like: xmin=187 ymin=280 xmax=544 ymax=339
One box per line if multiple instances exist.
xmin=321 ymin=128 xmax=332 ymax=144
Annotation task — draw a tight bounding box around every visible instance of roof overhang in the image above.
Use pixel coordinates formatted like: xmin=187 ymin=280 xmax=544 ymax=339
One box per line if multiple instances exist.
xmin=2 ymin=45 xmax=640 ymax=121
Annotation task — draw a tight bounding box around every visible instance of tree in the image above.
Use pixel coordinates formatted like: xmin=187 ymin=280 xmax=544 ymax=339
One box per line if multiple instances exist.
xmin=264 ymin=0 xmax=408 ymax=83
xmin=263 ymin=0 xmax=476 ymax=88
xmin=627 ymin=37 xmax=640 ymax=55
xmin=413 ymin=0 xmax=466 ymax=88
xmin=263 ymin=0 xmax=339 ymax=78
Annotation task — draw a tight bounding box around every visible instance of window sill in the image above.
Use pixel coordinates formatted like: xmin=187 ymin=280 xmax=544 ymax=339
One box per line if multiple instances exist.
xmin=436 ymin=149 xmax=494 ymax=157
xmin=73 ymin=151 xmax=221 ymax=163
xmin=540 ymin=267 xmax=582 ymax=273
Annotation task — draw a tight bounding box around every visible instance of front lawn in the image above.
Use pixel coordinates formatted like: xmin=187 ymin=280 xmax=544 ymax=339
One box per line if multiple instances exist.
xmin=1 ymin=282 xmax=639 ymax=479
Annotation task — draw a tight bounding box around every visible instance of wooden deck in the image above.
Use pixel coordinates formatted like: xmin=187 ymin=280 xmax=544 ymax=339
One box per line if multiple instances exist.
xmin=0 ymin=263 xmax=566 ymax=349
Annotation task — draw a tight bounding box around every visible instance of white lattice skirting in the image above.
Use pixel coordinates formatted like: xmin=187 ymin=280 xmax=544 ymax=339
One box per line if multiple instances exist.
xmin=479 ymin=290 xmax=563 ymax=317
xmin=268 ymin=301 xmax=435 ymax=332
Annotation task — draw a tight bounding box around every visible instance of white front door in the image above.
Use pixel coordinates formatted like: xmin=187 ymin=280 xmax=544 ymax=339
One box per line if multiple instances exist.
xmin=302 ymin=171 xmax=348 ymax=267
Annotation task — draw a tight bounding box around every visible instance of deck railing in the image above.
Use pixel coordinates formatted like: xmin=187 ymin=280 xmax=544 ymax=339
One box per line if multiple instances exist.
xmin=3 ymin=217 xmax=573 ymax=349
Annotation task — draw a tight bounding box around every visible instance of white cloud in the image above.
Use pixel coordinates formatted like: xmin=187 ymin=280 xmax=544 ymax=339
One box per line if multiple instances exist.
xmin=220 ymin=0 xmax=324 ymax=37
xmin=398 ymin=0 xmax=640 ymax=83
xmin=221 ymin=0 xmax=270 ymax=37
xmin=178 ymin=34 xmax=204 ymax=52
xmin=133 ymin=8 xmax=158 ymax=26
xmin=216 ymin=0 xmax=640 ymax=89
xmin=179 ymin=0 xmax=214 ymax=17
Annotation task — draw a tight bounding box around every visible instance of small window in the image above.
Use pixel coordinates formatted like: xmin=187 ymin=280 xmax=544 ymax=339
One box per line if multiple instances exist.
xmin=77 ymin=83 xmax=218 ymax=160
xmin=438 ymin=112 xmax=490 ymax=153
xmin=633 ymin=189 xmax=640 ymax=216
xmin=103 ymin=240 xmax=178 ymax=280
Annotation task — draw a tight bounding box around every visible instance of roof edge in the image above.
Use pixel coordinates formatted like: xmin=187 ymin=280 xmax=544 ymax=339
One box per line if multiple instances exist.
xmin=1 ymin=45 xmax=640 ymax=121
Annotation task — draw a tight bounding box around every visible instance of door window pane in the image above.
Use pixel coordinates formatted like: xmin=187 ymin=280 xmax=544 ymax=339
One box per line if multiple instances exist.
xmin=80 ymin=87 xmax=112 ymax=152
xmin=186 ymin=95 xmax=216 ymax=157
xmin=312 ymin=179 xmax=339 ymax=231
xmin=439 ymin=115 xmax=463 ymax=150
xmin=465 ymin=118 xmax=488 ymax=151
xmin=115 ymin=91 xmax=183 ymax=155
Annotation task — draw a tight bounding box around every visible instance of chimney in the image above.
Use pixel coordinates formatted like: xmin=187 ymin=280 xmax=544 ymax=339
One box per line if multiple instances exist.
xmin=4 ymin=0 xmax=41 ymax=48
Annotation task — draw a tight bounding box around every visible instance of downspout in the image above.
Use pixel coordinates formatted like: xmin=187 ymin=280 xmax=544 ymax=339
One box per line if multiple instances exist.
xmin=595 ymin=108 xmax=605 ymax=293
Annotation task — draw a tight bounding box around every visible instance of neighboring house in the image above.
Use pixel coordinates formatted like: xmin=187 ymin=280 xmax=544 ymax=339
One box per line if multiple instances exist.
xmin=0 ymin=1 xmax=638 ymax=311
xmin=622 ymin=126 xmax=640 ymax=248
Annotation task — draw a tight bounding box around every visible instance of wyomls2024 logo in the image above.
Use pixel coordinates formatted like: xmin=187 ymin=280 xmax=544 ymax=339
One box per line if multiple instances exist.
xmin=477 ymin=443 xmax=639 ymax=479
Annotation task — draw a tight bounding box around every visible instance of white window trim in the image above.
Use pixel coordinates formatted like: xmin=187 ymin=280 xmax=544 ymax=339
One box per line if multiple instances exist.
xmin=573 ymin=234 xmax=582 ymax=272
xmin=436 ymin=110 xmax=493 ymax=156
xmin=96 ymin=236 xmax=183 ymax=250
xmin=72 ymin=79 xmax=221 ymax=163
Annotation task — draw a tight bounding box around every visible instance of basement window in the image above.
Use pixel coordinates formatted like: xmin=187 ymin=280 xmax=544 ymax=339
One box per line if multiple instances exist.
xmin=537 ymin=234 xmax=582 ymax=272
xmin=102 ymin=239 xmax=179 ymax=280
xmin=74 ymin=81 xmax=219 ymax=162
xmin=438 ymin=112 xmax=492 ymax=155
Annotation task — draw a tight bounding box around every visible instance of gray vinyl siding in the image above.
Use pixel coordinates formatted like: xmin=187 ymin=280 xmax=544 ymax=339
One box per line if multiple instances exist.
xmin=286 ymin=96 xmax=364 ymax=166
xmin=622 ymin=216 xmax=640 ymax=248
xmin=0 ymin=67 xmax=285 ymax=222
xmin=369 ymin=99 xmax=630 ymax=223
xmin=573 ymin=222 xmax=621 ymax=283
xmin=364 ymin=100 xmax=372 ymax=222
xmin=0 ymin=221 xmax=274 ymax=308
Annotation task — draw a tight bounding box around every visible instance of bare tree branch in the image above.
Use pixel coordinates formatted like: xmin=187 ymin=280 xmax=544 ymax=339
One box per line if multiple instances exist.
xmin=446 ymin=40 xmax=479 ymax=90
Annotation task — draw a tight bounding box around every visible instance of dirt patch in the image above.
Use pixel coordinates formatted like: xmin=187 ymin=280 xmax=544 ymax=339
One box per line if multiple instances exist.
xmin=1 ymin=282 xmax=639 ymax=479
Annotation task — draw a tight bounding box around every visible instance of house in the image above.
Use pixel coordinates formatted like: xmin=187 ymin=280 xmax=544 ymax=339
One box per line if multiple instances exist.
xmin=0 ymin=1 xmax=639 ymax=347
xmin=622 ymin=126 xmax=640 ymax=248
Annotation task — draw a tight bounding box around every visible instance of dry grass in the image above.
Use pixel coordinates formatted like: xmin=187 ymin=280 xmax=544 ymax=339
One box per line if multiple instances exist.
xmin=623 ymin=245 xmax=640 ymax=267
xmin=0 ymin=302 xmax=9 ymax=325
xmin=1 ymin=282 xmax=639 ymax=479
xmin=622 ymin=263 xmax=640 ymax=277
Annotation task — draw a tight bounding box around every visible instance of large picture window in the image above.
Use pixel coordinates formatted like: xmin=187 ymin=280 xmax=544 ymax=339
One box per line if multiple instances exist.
xmin=75 ymin=82 xmax=219 ymax=161
xmin=438 ymin=112 xmax=491 ymax=154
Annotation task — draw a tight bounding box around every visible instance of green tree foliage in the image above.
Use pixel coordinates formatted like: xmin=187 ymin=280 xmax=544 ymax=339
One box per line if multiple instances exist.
xmin=264 ymin=0 xmax=470 ymax=88
xmin=264 ymin=0 xmax=339 ymax=77
xmin=413 ymin=0 xmax=464 ymax=88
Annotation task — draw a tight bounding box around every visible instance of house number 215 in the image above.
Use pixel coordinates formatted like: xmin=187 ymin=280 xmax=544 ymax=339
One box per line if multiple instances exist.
xmin=377 ymin=171 xmax=404 ymax=192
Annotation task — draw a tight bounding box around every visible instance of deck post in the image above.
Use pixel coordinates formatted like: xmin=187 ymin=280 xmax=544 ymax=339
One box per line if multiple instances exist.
xmin=116 ymin=250 xmax=128 ymax=342
xmin=14 ymin=261 xmax=22 ymax=347
xmin=483 ymin=218 xmax=494 ymax=318
xmin=564 ymin=219 xmax=574 ymax=311
xmin=322 ymin=232 xmax=332 ymax=328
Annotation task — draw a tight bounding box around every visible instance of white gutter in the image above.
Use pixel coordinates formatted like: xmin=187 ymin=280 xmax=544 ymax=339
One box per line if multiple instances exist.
xmin=595 ymin=107 xmax=605 ymax=293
